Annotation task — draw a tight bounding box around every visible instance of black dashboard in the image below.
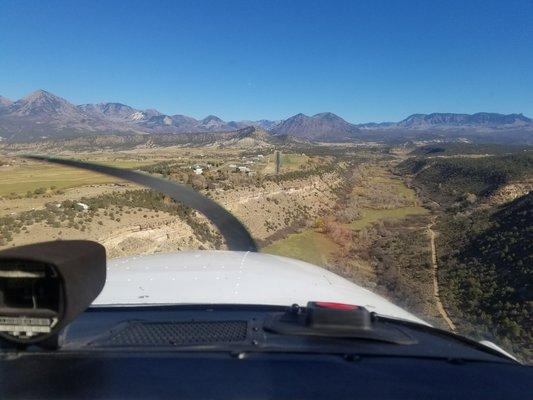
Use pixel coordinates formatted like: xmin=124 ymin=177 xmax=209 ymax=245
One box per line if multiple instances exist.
xmin=1 ymin=305 xmax=531 ymax=399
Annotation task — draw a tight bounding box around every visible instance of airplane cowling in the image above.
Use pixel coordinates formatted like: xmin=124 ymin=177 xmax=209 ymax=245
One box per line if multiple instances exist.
xmin=93 ymin=250 xmax=428 ymax=325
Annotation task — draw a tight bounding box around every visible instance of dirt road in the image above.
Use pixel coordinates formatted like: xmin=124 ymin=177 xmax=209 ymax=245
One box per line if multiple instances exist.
xmin=428 ymin=217 xmax=456 ymax=331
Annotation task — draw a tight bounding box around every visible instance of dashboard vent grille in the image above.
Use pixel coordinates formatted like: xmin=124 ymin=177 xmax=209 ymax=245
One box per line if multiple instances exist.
xmin=92 ymin=320 xmax=248 ymax=347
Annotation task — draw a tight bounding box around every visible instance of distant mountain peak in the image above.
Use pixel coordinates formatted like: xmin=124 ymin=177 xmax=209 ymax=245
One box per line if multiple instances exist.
xmin=21 ymin=89 xmax=70 ymax=104
xmin=11 ymin=89 xmax=77 ymax=117
xmin=292 ymin=113 xmax=309 ymax=119
xmin=314 ymin=111 xmax=337 ymax=117
xmin=100 ymin=101 xmax=130 ymax=108
xmin=202 ymin=115 xmax=223 ymax=122
xmin=313 ymin=112 xmax=347 ymax=122
xmin=198 ymin=115 xmax=227 ymax=130
xmin=22 ymin=89 xmax=62 ymax=102
xmin=273 ymin=111 xmax=359 ymax=141
xmin=0 ymin=89 xmax=134 ymax=138
xmin=27 ymin=88 xmax=49 ymax=96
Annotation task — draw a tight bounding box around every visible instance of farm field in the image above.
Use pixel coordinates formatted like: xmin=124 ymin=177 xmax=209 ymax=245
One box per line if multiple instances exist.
xmin=261 ymin=153 xmax=311 ymax=174
xmin=347 ymin=206 xmax=428 ymax=230
xmin=262 ymin=229 xmax=339 ymax=266
xmin=0 ymin=163 xmax=120 ymax=195
xmin=0 ymin=159 xmax=156 ymax=196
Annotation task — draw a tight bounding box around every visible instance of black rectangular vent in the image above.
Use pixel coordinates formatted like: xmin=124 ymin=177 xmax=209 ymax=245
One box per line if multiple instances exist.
xmin=92 ymin=320 xmax=248 ymax=347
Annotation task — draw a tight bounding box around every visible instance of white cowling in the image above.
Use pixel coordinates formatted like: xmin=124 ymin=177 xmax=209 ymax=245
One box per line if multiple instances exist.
xmin=94 ymin=250 xmax=428 ymax=325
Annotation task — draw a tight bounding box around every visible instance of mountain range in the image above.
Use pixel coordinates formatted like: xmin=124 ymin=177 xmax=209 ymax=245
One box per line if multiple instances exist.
xmin=394 ymin=112 xmax=532 ymax=129
xmin=0 ymin=90 xmax=531 ymax=142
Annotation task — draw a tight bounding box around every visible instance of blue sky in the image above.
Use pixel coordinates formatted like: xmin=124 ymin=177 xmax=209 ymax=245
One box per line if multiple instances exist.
xmin=1 ymin=0 xmax=532 ymax=122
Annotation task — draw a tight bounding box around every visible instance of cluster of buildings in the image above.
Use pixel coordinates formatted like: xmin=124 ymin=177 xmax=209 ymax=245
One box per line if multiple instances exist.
xmin=190 ymin=154 xmax=265 ymax=176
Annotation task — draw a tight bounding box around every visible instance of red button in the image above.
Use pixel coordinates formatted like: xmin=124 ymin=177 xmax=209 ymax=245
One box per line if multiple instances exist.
xmin=314 ymin=302 xmax=359 ymax=310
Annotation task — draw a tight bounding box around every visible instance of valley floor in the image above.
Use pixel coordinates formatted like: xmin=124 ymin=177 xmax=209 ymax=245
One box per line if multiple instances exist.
xmin=0 ymin=146 xmax=448 ymax=329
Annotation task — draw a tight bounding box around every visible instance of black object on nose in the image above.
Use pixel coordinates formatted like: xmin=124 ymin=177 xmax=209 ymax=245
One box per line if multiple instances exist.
xmin=0 ymin=240 xmax=106 ymax=346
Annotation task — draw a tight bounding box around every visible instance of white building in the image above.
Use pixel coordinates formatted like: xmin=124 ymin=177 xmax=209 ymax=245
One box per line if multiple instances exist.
xmin=76 ymin=202 xmax=90 ymax=211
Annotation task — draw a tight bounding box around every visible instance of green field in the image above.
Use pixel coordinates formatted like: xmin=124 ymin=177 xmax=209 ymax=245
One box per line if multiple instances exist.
xmin=381 ymin=178 xmax=417 ymax=199
xmin=0 ymin=159 xmax=152 ymax=195
xmin=348 ymin=206 xmax=428 ymax=230
xmin=263 ymin=206 xmax=428 ymax=266
xmin=281 ymin=153 xmax=309 ymax=167
xmin=262 ymin=229 xmax=339 ymax=266
xmin=262 ymin=153 xmax=310 ymax=174
xmin=365 ymin=166 xmax=417 ymax=200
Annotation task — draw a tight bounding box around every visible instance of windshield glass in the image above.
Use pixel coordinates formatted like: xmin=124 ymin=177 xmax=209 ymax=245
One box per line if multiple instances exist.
xmin=0 ymin=1 xmax=531 ymax=363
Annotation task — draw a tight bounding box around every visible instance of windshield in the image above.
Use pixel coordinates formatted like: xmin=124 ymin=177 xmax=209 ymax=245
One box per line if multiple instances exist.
xmin=0 ymin=1 xmax=531 ymax=364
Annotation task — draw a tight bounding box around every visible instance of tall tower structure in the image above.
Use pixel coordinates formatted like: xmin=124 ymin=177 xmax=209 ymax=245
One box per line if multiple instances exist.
xmin=275 ymin=150 xmax=281 ymax=175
